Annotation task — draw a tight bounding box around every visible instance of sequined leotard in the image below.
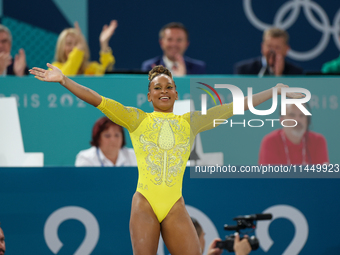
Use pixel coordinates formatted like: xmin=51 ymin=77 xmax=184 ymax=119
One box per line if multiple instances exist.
xmin=97 ymin=96 xmax=233 ymax=222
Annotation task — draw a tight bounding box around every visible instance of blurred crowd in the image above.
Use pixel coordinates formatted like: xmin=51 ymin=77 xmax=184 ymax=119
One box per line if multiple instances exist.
xmin=1 ymin=22 xmax=339 ymax=77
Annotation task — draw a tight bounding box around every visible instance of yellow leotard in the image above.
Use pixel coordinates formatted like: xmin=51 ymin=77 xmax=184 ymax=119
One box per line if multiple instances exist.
xmin=97 ymin=96 xmax=233 ymax=222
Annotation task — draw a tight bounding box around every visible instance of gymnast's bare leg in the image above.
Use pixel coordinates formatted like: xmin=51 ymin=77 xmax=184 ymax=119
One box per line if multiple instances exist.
xmin=161 ymin=197 xmax=201 ymax=255
xmin=130 ymin=192 xmax=160 ymax=255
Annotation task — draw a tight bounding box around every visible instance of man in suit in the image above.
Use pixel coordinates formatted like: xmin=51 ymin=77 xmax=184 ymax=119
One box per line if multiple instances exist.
xmin=0 ymin=24 xmax=28 ymax=77
xmin=141 ymin=22 xmax=206 ymax=76
xmin=234 ymin=27 xmax=303 ymax=76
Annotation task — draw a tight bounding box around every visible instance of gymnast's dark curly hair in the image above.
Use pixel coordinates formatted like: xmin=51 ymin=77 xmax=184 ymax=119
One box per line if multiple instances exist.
xmin=148 ymin=65 xmax=175 ymax=90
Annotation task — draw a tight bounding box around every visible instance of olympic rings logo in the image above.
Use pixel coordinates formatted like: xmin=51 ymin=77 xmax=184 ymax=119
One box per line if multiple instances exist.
xmin=243 ymin=0 xmax=340 ymax=61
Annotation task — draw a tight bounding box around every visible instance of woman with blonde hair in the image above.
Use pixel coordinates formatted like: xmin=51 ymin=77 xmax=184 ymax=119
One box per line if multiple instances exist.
xmin=53 ymin=20 xmax=117 ymax=75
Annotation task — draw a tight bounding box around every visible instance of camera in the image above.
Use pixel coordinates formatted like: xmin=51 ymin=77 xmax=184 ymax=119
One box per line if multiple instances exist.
xmin=215 ymin=234 xmax=259 ymax=252
xmin=215 ymin=213 xmax=272 ymax=252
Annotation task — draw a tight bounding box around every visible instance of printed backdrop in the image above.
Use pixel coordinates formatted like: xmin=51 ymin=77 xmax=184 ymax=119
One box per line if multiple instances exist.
xmin=1 ymin=167 xmax=339 ymax=254
xmin=1 ymin=76 xmax=339 ymax=166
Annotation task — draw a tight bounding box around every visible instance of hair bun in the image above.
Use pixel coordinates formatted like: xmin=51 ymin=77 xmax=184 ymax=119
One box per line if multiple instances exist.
xmin=148 ymin=65 xmax=173 ymax=81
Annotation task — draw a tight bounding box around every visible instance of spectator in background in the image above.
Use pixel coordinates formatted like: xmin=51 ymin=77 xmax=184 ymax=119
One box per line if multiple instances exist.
xmin=0 ymin=225 xmax=5 ymax=255
xmin=191 ymin=217 xmax=251 ymax=255
xmin=75 ymin=117 xmax=137 ymax=167
xmin=0 ymin=24 xmax=28 ymax=77
xmin=259 ymin=103 xmax=329 ymax=165
xmin=234 ymin=27 xmax=303 ymax=76
xmin=53 ymin=21 xmax=117 ymax=76
xmin=141 ymin=22 xmax=206 ymax=76
xmin=321 ymin=36 xmax=340 ymax=74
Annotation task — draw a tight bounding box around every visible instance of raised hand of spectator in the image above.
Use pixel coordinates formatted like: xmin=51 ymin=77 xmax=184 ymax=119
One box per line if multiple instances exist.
xmin=13 ymin=49 xmax=27 ymax=76
xmin=274 ymin=52 xmax=285 ymax=76
xmin=173 ymin=53 xmax=186 ymax=76
xmin=0 ymin=52 xmax=12 ymax=74
xmin=99 ymin=20 xmax=118 ymax=52
xmin=74 ymin=21 xmax=87 ymax=51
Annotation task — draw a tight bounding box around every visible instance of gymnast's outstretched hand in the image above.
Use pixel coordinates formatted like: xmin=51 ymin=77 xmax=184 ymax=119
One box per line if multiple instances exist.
xmin=29 ymin=63 xmax=65 ymax=85
xmin=275 ymin=83 xmax=306 ymax=98
xmin=30 ymin=63 xmax=101 ymax=106
xmin=244 ymin=83 xmax=306 ymax=111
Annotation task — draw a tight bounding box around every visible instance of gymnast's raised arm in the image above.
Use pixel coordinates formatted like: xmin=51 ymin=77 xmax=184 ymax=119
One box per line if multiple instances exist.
xmin=190 ymin=83 xmax=306 ymax=135
xmin=243 ymin=83 xmax=304 ymax=111
xmin=29 ymin=63 xmax=102 ymax=107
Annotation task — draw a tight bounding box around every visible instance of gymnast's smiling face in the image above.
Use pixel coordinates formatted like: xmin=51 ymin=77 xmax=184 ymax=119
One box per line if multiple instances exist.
xmin=147 ymin=74 xmax=178 ymax=113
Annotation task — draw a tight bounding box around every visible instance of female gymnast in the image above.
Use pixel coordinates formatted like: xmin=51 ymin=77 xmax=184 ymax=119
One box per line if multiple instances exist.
xmin=30 ymin=64 xmax=303 ymax=255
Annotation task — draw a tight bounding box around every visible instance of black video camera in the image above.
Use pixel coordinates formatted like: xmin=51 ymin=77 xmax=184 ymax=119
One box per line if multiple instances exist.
xmin=215 ymin=213 xmax=272 ymax=252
